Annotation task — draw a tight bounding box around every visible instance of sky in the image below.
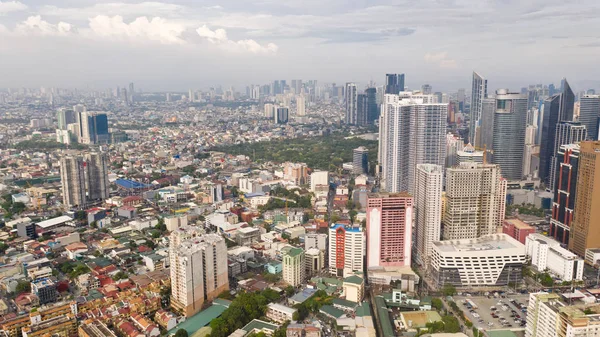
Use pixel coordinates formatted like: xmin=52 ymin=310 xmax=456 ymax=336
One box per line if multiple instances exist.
xmin=1 ymin=0 xmax=600 ymax=92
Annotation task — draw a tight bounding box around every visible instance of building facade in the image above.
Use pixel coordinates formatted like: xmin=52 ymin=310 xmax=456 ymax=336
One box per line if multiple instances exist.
xmin=579 ymin=95 xmax=600 ymax=140
xmin=492 ymin=89 xmax=528 ymax=181
xmin=345 ymin=83 xmax=358 ymax=125
xmin=525 ymin=233 xmax=584 ymax=282
xmin=550 ymin=143 xmax=580 ymax=245
xmin=328 ymin=224 xmax=365 ymax=277
xmin=282 ymin=247 xmax=305 ymax=287
xmin=352 ymin=147 xmax=369 ymax=175
xmin=414 ymin=164 xmax=443 ymax=268
xmin=470 ymin=71 xmax=488 ymax=144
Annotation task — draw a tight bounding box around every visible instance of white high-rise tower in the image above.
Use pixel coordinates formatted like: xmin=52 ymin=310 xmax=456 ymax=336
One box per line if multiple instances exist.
xmin=470 ymin=72 xmax=488 ymax=144
xmin=415 ymin=164 xmax=443 ymax=268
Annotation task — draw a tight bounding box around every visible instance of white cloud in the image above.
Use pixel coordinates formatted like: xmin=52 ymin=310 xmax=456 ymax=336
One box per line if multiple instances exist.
xmin=0 ymin=1 xmax=26 ymax=15
xmin=88 ymin=15 xmax=187 ymax=45
xmin=425 ymin=52 xmax=457 ymax=69
xmin=40 ymin=2 xmax=184 ymax=20
xmin=15 ymin=16 xmax=74 ymax=36
xmin=196 ymin=25 xmax=278 ymax=54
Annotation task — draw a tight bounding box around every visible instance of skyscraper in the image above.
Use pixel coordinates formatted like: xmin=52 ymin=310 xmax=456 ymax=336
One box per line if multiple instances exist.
xmin=365 ymin=87 xmax=379 ymax=124
xmin=352 ymin=147 xmax=369 ymax=175
xmin=469 ymin=72 xmax=488 ymax=144
xmin=379 ymin=93 xmax=447 ymax=193
xmin=421 ymin=84 xmax=432 ymax=95
xmin=550 ymin=143 xmax=580 ymax=245
xmin=579 ymin=95 xmax=600 ymax=140
xmin=445 ymin=133 xmax=464 ymax=168
xmin=385 ymin=73 xmax=405 ymax=94
xmin=60 ymin=156 xmax=86 ymax=209
xmin=328 ymin=224 xmax=365 ymax=277
xmin=492 ymin=89 xmax=528 ymax=181
xmin=296 ymin=95 xmax=306 ymax=116
xmin=128 ymin=82 xmax=134 ymax=104
xmin=77 ymin=111 xmax=110 ymax=145
xmin=170 ymin=227 xmax=229 ymax=317
xmin=345 ymin=83 xmax=358 ymax=125
xmin=356 ymin=93 xmax=368 ymax=126
xmin=282 ymin=246 xmax=305 ymax=286
xmin=547 ymin=122 xmax=587 ymax=191
xmin=539 ymin=79 xmax=575 ymax=183
xmin=415 ymin=164 xmax=443 ymax=269
xmin=275 ymin=107 xmax=289 ymax=124
xmin=443 ymin=163 xmax=507 ymax=240
xmin=569 ymin=141 xmax=600 ymax=257
xmin=57 ymin=108 xmax=75 ymax=130
xmin=366 ymin=193 xmax=413 ymax=268
xmin=85 ymin=153 xmax=109 ymax=201
xmin=476 ymin=98 xmax=496 ymax=150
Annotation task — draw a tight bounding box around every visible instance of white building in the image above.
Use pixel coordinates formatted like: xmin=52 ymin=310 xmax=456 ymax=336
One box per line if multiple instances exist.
xmin=266 ymin=303 xmax=297 ymax=323
xmin=445 ymin=133 xmax=464 ymax=168
xmin=430 ymin=234 xmax=526 ymax=287
xmin=164 ymin=214 xmax=188 ymax=232
xmin=379 ymin=93 xmax=447 ymax=194
xmin=328 ymin=224 xmax=365 ymax=277
xmin=525 ymin=233 xmax=584 ymax=282
xmin=305 ymin=248 xmax=325 ymax=278
xmin=305 ymin=233 xmax=328 ymax=251
xmin=455 ymin=143 xmax=484 ymax=165
xmin=310 ymin=171 xmax=329 ymax=192
xmin=170 ymin=226 xmax=229 ymax=317
xmin=443 ymin=162 xmax=507 ymax=240
xmin=415 ymin=164 xmax=443 ymax=269
xmin=469 ymin=71 xmax=488 ymax=144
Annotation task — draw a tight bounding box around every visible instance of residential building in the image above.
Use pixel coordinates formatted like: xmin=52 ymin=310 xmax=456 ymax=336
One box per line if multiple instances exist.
xmin=164 ymin=214 xmax=188 ymax=232
xmin=310 ymin=171 xmax=329 ymax=192
xmin=470 ymin=71 xmax=488 ymax=144
xmin=79 ymin=320 xmax=118 ymax=337
xmin=366 ymin=193 xmax=413 ymax=268
xmin=275 ymin=107 xmax=289 ymax=124
xmin=445 ymin=133 xmax=464 ymax=168
xmin=286 ymin=324 xmax=321 ymax=337
xmin=22 ymin=313 xmax=77 ymax=337
xmin=414 ymin=164 xmax=443 ymax=268
xmin=550 ymin=143 xmax=580 ymax=245
xmin=525 ymin=233 xmax=584 ymax=282
xmin=570 ymin=141 xmax=600 ymax=257
xmin=345 ymin=83 xmax=358 ymax=125
xmin=352 ymin=147 xmax=369 ymax=175
xmin=296 ymin=95 xmax=305 ymax=116
xmin=492 ymin=89 xmax=528 ymax=181
xmin=305 ymin=248 xmax=324 ymax=278
xmin=430 ymin=234 xmax=526 ymax=287
xmin=548 ymin=122 xmax=587 ymax=191
xmin=328 ymin=224 xmax=365 ymax=277
xmin=379 ymin=93 xmax=447 ymax=193
xmin=85 ymin=152 xmax=109 ymax=201
xmin=502 ymin=218 xmax=535 ymax=245
xmin=443 ymin=163 xmax=507 ymax=240
xmin=31 ymin=278 xmax=57 ymax=305
xmin=579 ymin=95 xmax=600 ymax=140
xmin=342 ymin=275 xmax=364 ymax=303
xmin=305 ymin=233 xmax=327 ymax=251
xmin=170 ymin=227 xmax=229 ymax=317
xmin=266 ymin=303 xmax=297 ymax=323
xmin=60 ymin=156 xmax=86 ymax=209
xmin=282 ymin=247 xmax=305 ymax=287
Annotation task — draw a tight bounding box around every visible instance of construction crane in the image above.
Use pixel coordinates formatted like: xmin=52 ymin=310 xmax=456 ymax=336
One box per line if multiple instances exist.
xmin=473 ymin=144 xmax=492 ymax=164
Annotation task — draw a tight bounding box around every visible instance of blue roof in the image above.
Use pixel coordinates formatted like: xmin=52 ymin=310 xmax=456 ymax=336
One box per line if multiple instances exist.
xmin=330 ymin=223 xmax=362 ymax=232
xmin=115 ymin=179 xmax=152 ymax=189
xmin=290 ymin=288 xmax=317 ymax=303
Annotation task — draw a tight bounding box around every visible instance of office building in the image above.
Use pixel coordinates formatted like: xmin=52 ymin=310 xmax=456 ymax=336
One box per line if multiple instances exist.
xmin=445 ymin=133 xmax=464 ymax=168
xmin=539 ymin=80 xmax=575 ymax=183
xmin=385 ymin=73 xmax=405 ymax=94
xmin=275 ymin=107 xmax=289 ymax=124
xmin=310 ymin=171 xmax=329 ymax=192
xmin=469 ymin=72 xmax=488 ymax=144
xmin=305 ymin=233 xmax=328 ymax=251
xmin=170 ymin=227 xmax=229 ymax=317
xmin=296 ymin=95 xmax=306 ymax=116
xmin=31 ymin=278 xmax=57 ymax=304
xmin=56 ymin=108 xmax=75 ymax=130
xmin=569 ymin=141 xmax=600 ymax=257
xmin=77 ymin=111 xmax=109 ymax=145
xmin=421 ymin=84 xmax=432 ymax=95
xmin=379 ymin=93 xmax=447 ymax=193
xmin=356 ymin=93 xmax=368 ymax=126
xmin=492 ymin=89 xmax=528 ymax=181
xmin=550 ymin=143 xmax=580 ymax=245
xmin=128 ymin=82 xmax=134 ymax=104
xmin=345 ymin=83 xmax=358 ymax=125
xmin=17 ymin=220 xmax=36 ymax=239
xmin=366 ymin=193 xmax=413 ymax=268
xmin=525 ymin=233 xmax=584 ymax=282
xmin=502 ymin=218 xmax=535 ymax=245
xmin=60 ymin=156 xmax=86 ymax=209
xmin=328 ymin=224 xmax=365 ymax=277
xmin=415 ymin=164 xmax=443 ymax=268
xmin=352 ymin=147 xmax=369 ymax=175
xmin=305 ymin=248 xmax=325 ymax=278
xmin=579 ymin=95 xmax=600 ymax=140
xmin=443 ymin=163 xmax=507 ymax=240
xmin=455 ymin=143 xmax=484 ymax=165
xmin=476 ymin=98 xmax=496 ymax=150
xmin=547 ymin=122 xmax=587 ymax=191
xmin=365 ymin=87 xmax=378 ymax=124
xmin=282 ymin=246 xmax=305 ymax=287
xmin=430 ymin=234 xmax=526 ymax=287
xmin=85 ymin=153 xmax=109 ymax=201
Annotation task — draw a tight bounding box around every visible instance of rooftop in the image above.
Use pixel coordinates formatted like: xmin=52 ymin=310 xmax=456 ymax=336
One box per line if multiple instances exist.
xmin=433 ymin=234 xmax=523 ymax=253
xmin=504 ymin=218 xmax=534 ymax=230
xmin=330 ymin=223 xmax=362 ymax=232
xmin=36 ymin=215 xmax=73 ymax=229
xmin=166 ymin=300 xmax=231 ymax=335
xmin=343 ymin=275 xmax=364 ymax=285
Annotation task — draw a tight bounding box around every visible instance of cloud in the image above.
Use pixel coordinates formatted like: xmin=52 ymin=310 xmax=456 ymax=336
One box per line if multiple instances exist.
xmin=15 ymin=16 xmax=74 ymax=36
xmin=40 ymin=2 xmax=184 ymax=20
xmin=0 ymin=1 xmax=26 ymax=15
xmin=88 ymin=15 xmax=187 ymax=44
xmin=196 ymin=25 xmax=278 ymax=53
xmin=424 ymin=52 xmax=458 ymax=69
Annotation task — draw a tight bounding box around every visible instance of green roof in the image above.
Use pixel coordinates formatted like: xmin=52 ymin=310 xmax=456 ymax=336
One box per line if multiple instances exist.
xmin=167 ymin=301 xmax=230 ymax=335
xmin=241 ymin=319 xmax=278 ymax=333
xmin=319 ymin=305 xmax=345 ymax=319
xmin=487 ymin=331 xmax=519 ymax=337
xmin=356 ymin=302 xmax=372 ymax=317
xmin=332 ymin=298 xmax=358 ymax=309
xmin=343 ymin=275 xmax=364 ymax=285
xmin=284 ymin=247 xmax=304 ymax=257
xmin=375 ymin=296 xmax=395 ymax=337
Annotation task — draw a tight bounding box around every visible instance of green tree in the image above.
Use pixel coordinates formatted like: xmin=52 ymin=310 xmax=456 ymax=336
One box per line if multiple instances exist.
xmin=442 ymin=284 xmax=457 ymax=296
xmin=16 ymin=280 xmax=31 ymax=293
xmin=0 ymin=242 xmax=9 ymax=254
xmin=175 ymin=329 xmax=188 ymax=337
xmin=431 ymin=298 xmax=443 ymax=311
xmin=285 ymin=285 xmax=295 ymax=297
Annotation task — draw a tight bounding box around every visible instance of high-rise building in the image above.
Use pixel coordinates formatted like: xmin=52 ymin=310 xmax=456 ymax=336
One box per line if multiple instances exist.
xmin=547 ymin=122 xmax=587 ymax=191
xmin=569 ymin=141 xmax=600 ymax=257
xmin=455 ymin=143 xmax=484 ymax=165
xmin=415 ymin=164 xmax=443 ymax=268
xmin=379 ymin=93 xmax=447 ymax=193
xmin=492 ymin=89 xmax=528 ymax=181
xmin=579 ymin=95 xmax=600 ymax=140
xmin=296 ymin=95 xmax=306 ymax=116
xmin=77 ymin=111 xmax=110 ymax=145
xmin=275 ymin=107 xmax=289 ymax=124
xmin=345 ymin=83 xmax=358 ymax=125
xmin=443 ymin=162 xmax=507 ymax=240
xmin=550 ymin=144 xmax=580 ymax=245
xmin=60 ymin=156 xmax=86 ymax=209
xmin=476 ymin=98 xmax=496 ymax=150
xmin=352 ymin=147 xmax=369 ymax=175
xmin=282 ymin=246 xmax=305 ymax=287
xmin=85 ymin=153 xmax=109 ymax=201
xmin=539 ymin=79 xmax=575 ymax=183
xmin=310 ymin=171 xmax=329 ymax=192
xmin=356 ymin=93 xmax=368 ymax=126
xmin=128 ymin=82 xmax=134 ymax=104
xmin=170 ymin=227 xmax=228 ymax=317
xmin=385 ymin=74 xmax=405 ymax=94
xmin=264 ymin=103 xmax=276 ymax=118
xmin=366 ymin=193 xmax=413 ymax=268
xmin=421 ymin=84 xmax=432 ymax=95
xmin=57 ymin=108 xmax=75 ymax=130
xmin=365 ymin=87 xmax=378 ymax=124
xmin=445 ymin=133 xmax=464 ymax=168
xmin=469 ymin=71 xmax=488 ymax=144
xmin=328 ymin=224 xmax=365 ymax=277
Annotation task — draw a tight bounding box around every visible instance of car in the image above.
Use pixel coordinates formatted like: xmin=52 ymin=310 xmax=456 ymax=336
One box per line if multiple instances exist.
xmin=488 ymin=322 xmax=494 ymax=326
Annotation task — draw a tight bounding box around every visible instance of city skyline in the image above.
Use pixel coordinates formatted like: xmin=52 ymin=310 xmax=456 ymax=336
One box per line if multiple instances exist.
xmin=2 ymin=1 xmax=600 ymax=90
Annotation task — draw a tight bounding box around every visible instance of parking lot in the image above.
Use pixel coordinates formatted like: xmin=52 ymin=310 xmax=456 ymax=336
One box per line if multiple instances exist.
xmin=454 ymin=293 xmax=530 ymax=331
